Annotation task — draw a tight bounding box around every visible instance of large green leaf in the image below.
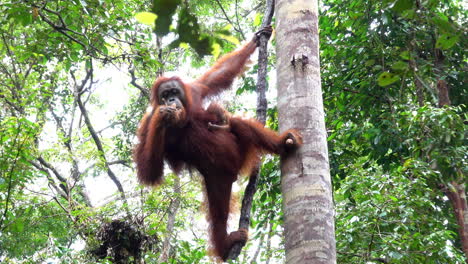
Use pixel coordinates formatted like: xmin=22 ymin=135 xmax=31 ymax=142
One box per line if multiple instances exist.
xmin=152 ymin=0 xmax=181 ymax=35
xmin=435 ymin=34 xmax=459 ymax=50
xmin=392 ymin=0 xmax=414 ymax=13
xmin=377 ymin=72 xmax=400 ymax=86
xmin=432 ymin=16 xmax=457 ymax=34
xmin=391 ymin=61 xmax=408 ymax=71
xmin=135 ymin=12 xmax=157 ymax=26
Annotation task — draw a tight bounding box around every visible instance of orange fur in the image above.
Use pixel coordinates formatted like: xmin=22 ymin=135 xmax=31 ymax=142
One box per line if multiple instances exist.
xmin=133 ymin=27 xmax=301 ymax=261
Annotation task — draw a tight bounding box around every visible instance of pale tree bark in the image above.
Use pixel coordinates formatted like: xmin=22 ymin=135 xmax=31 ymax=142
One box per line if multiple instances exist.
xmin=249 ymin=232 xmax=264 ymax=264
xmin=158 ymin=174 xmax=181 ymax=263
xmin=276 ymin=0 xmax=336 ymax=263
xmin=264 ymin=220 xmax=273 ymax=264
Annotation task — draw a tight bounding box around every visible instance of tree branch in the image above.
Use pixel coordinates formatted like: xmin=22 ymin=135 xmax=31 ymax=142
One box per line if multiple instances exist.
xmin=37 ymin=10 xmax=87 ymax=50
xmin=0 ymin=124 xmax=23 ymax=230
xmin=226 ymin=0 xmax=275 ymax=260
xmin=213 ymin=0 xmax=246 ymax=39
xmin=129 ymin=68 xmax=149 ymax=98
xmin=73 ymin=61 xmax=127 ymax=202
xmin=50 ymin=110 xmax=93 ymax=207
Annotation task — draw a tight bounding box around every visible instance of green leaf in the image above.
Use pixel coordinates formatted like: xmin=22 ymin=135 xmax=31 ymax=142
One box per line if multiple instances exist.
xmin=365 ymin=59 xmax=375 ymax=67
xmin=392 ymin=0 xmax=414 ymax=13
xmin=401 ymin=9 xmax=415 ymax=19
xmin=211 ymin=42 xmax=221 ymax=58
xmin=403 ymin=158 xmax=413 ymax=168
xmin=20 ymin=12 xmax=33 ymax=26
xmin=377 ymin=72 xmax=400 ymax=86
xmin=179 ymin=42 xmax=189 ymax=49
xmin=435 ymin=34 xmax=459 ymax=50
xmin=399 ymin=51 xmax=410 ymax=60
xmin=64 ymin=59 xmax=72 ymax=71
xmin=432 ymin=17 xmax=456 ymax=34
xmin=40 ymin=54 xmax=48 ymax=65
xmin=444 ymin=133 xmax=450 ymax=143
xmin=217 ymin=34 xmax=240 ymax=45
xmin=391 ymin=61 xmax=408 ymax=71
xmin=254 ymin=13 xmax=262 ymax=27
xmin=152 ymin=0 xmax=182 ymax=35
xmin=135 ymin=12 xmax=157 ymax=26
xmin=175 ymin=7 xmax=214 ymax=56
xmin=13 ymin=220 xmax=24 ymax=232
xmin=389 ymin=251 xmax=404 ymax=259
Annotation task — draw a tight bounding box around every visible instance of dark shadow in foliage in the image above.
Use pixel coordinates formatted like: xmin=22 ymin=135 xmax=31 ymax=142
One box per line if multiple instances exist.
xmin=169 ymin=6 xmax=214 ymax=57
xmin=90 ymin=219 xmax=158 ymax=264
xmin=152 ymin=0 xmax=181 ymax=35
xmin=149 ymin=1 xmax=230 ymax=57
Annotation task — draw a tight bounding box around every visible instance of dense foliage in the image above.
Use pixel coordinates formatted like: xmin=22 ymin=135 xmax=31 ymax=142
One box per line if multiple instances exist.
xmin=320 ymin=0 xmax=466 ymax=262
xmin=0 ymin=0 xmax=466 ymax=263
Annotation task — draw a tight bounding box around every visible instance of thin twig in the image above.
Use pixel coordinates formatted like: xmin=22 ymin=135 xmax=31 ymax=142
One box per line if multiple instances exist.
xmin=73 ymin=61 xmax=129 ymax=208
xmin=129 ymin=68 xmax=149 ymax=98
xmin=213 ymin=0 xmax=245 ymax=39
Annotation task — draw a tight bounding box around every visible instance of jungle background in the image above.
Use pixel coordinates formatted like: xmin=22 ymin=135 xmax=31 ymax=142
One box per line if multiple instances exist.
xmin=0 ymin=0 xmax=466 ymax=263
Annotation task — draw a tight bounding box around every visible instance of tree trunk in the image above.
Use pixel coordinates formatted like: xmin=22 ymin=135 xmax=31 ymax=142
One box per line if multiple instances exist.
xmin=408 ymin=59 xmax=424 ymax=107
xmin=434 ymin=48 xmax=467 ymax=260
xmin=276 ymin=0 xmax=336 ymax=263
xmin=436 ymin=79 xmax=450 ymax=107
xmin=444 ymin=182 xmax=468 ymax=261
xmin=434 ymin=49 xmax=450 ymax=107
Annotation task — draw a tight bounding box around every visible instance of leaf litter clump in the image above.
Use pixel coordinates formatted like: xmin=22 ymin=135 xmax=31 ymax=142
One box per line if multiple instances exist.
xmin=90 ymin=219 xmax=158 ymax=263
